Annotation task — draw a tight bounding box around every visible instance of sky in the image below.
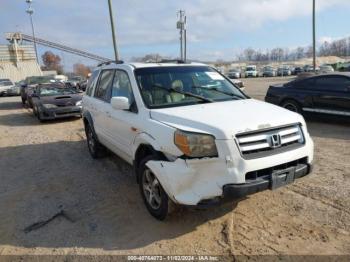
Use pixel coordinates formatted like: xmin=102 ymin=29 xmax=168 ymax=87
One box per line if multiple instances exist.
xmin=1 ymin=0 xmax=350 ymax=70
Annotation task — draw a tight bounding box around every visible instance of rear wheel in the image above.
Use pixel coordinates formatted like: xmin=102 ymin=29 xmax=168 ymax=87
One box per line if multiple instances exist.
xmin=34 ymin=106 xmax=44 ymax=122
xmin=33 ymin=105 xmax=38 ymax=116
xmin=281 ymin=100 xmax=301 ymax=114
xmin=138 ymin=155 xmax=170 ymax=220
xmin=85 ymin=123 xmax=106 ymax=159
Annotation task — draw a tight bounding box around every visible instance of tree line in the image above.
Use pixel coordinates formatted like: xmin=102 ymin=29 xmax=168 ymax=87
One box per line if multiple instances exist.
xmin=236 ymin=37 xmax=350 ymax=62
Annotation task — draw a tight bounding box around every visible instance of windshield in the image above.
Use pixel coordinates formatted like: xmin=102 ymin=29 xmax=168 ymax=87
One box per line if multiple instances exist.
xmin=135 ymin=66 xmax=246 ymax=109
xmin=26 ymin=76 xmax=55 ymax=85
xmin=68 ymin=76 xmax=82 ymax=81
xmin=38 ymin=86 xmax=78 ymax=96
xmin=246 ymin=67 xmax=256 ymax=71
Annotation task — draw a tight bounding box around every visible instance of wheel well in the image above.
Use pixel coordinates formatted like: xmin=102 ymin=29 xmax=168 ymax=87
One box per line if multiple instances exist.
xmin=134 ymin=144 xmax=166 ymax=183
xmin=280 ymin=98 xmax=301 ymax=107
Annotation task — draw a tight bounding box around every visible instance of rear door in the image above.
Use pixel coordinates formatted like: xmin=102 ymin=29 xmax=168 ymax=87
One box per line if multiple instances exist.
xmin=91 ymin=69 xmax=115 ymax=140
xmin=312 ymin=75 xmax=350 ymax=113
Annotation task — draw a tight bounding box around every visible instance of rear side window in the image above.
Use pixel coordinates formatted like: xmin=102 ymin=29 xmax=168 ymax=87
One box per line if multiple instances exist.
xmin=94 ymin=70 xmax=115 ymax=102
xmin=86 ymin=70 xmax=100 ymax=96
xmin=314 ymin=76 xmax=348 ymax=91
xmin=294 ymin=78 xmax=315 ymax=89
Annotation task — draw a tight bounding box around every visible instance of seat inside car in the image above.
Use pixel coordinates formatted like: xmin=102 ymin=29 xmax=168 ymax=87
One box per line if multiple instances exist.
xmin=168 ymin=80 xmax=185 ymax=102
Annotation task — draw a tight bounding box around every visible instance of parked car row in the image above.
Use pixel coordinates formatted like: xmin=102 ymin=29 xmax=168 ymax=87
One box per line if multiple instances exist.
xmin=225 ymin=64 xmax=337 ymax=79
xmin=0 ymin=78 xmax=21 ymax=96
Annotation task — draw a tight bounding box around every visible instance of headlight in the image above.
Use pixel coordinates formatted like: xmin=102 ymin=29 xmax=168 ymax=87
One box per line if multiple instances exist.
xmin=42 ymin=104 xmax=57 ymax=109
xmin=174 ymin=130 xmax=218 ymax=158
xmin=76 ymin=100 xmax=83 ymax=107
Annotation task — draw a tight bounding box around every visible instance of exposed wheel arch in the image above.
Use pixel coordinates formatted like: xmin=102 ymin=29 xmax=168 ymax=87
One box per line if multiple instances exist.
xmin=280 ymin=98 xmax=302 ymax=114
xmin=134 ymin=144 xmax=167 ymax=183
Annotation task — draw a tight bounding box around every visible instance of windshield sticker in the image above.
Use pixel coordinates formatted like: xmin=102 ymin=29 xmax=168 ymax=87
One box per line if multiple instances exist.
xmin=205 ymin=72 xmax=225 ymax=80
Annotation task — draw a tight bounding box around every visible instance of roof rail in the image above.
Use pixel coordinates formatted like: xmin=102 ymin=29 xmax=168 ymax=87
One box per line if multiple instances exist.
xmin=159 ymin=59 xmax=188 ymax=64
xmin=97 ymin=60 xmax=124 ymax=67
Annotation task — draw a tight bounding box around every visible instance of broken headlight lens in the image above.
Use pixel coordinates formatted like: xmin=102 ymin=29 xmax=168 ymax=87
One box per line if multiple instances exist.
xmin=174 ymin=130 xmax=218 ymax=158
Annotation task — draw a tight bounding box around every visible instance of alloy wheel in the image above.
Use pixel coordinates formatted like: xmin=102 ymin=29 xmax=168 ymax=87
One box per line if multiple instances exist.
xmin=142 ymin=169 xmax=162 ymax=210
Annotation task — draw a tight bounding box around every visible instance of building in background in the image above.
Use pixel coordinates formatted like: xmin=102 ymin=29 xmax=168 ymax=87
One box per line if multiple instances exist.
xmin=0 ymin=32 xmax=42 ymax=82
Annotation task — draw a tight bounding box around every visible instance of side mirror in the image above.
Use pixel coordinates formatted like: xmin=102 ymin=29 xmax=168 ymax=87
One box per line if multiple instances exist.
xmin=111 ymin=96 xmax=130 ymax=110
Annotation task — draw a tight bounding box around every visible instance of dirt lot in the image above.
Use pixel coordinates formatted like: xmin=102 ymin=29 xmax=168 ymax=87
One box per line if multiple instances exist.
xmin=0 ymin=77 xmax=349 ymax=259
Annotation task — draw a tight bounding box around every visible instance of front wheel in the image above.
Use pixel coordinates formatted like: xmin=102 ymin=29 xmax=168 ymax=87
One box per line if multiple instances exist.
xmin=138 ymin=155 xmax=170 ymax=220
xmin=281 ymin=100 xmax=301 ymax=114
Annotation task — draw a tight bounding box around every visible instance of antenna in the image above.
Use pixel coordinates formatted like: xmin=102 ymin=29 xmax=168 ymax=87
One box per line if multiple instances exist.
xmin=177 ymin=10 xmax=187 ymax=61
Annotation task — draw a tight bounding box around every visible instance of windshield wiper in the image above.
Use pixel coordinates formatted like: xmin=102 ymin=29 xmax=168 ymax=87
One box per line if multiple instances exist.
xmin=152 ymin=84 xmax=213 ymax=103
xmin=193 ymin=86 xmax=243 ymax=100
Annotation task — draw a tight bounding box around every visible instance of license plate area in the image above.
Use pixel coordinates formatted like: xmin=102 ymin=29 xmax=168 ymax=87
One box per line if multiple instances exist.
xmin=270 ymin=167 xmax=295 ymax=190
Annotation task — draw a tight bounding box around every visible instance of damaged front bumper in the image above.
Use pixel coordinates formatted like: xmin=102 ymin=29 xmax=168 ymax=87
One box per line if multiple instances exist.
xmin=146 ymin=140 xmax=313 ymax=206
xmin=38 ymin=106 xmax=82 ymax=120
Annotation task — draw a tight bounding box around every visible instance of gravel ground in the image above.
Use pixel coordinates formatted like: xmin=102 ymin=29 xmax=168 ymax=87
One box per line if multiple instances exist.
xmin=0 ymin=77 xmax=349 ymax=259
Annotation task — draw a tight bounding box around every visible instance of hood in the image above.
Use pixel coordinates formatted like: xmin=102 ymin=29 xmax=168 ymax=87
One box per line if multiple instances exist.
xmin=39 ymin=93 xmax=82 ymax=106
xmin=150 ymin=99 xmax=304 ymax=139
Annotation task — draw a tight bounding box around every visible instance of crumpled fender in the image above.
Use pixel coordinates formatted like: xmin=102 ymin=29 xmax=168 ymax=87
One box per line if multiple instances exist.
xmin=146 ymin=158 xmax=230 ymax=205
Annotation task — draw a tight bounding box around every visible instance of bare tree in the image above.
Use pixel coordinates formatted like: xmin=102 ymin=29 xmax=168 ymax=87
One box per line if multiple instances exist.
xmin=243 ymin=48 xmax=256 ymax=61
xmin=131 ymin=54 xmax=164 ymax=63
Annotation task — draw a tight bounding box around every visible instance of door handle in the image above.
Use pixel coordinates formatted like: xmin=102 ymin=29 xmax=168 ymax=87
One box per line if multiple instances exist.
xmin=105 ymin=111 xmax=111 ymax=117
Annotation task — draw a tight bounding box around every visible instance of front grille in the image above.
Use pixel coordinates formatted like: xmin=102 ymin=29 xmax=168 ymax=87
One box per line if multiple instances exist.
xmin=55 ymin=110 xmax=80 ymax=116
xmin=236 ymin=124 xmax=304 ymax=159
xmin=245 ymin=157 xmax=308 ymax=180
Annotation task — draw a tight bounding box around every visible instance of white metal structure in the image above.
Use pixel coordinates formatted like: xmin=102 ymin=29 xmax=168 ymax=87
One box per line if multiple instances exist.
xmin=82 ymin=62 xmax=314 ymax=220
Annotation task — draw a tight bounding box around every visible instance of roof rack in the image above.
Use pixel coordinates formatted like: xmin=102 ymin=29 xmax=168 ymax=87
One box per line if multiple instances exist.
xmin=158 ymin=59 xmax=188 ymax=64
xmin=97 ymin=60 xmax=124 ymax=67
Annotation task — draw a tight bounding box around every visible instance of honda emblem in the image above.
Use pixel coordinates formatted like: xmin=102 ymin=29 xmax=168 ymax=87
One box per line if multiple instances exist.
xmin=270 ymin=134 xmax=282 ymax=148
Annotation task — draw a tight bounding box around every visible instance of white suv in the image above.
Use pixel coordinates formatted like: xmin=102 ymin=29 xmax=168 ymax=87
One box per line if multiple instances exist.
xmin=82 ymin=61 xmax=314 ymax=220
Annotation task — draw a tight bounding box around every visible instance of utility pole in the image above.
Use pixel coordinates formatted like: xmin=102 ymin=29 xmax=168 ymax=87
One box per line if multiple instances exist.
xmin=177 ymin=10 xmax=187 ymax=61
xmin=108 ymin=0 xmax=120 ymax=61
xmin=25 ymin=0 xmax=39 ymax=64
xmin=312 ymin=0 xmax=316 ymax=72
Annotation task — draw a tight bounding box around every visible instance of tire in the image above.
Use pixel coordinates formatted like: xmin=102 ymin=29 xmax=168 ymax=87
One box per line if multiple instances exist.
xmin=281 ymin=100 xmax=301 ymax=114
xmin=85 ymin=123 xmax=106 ymax=159
xmin=138 ymin=155 xmax=170 ymax=220
xmin=36 ymin=107 xmax=45 ymax=122
xmin=33 ymin=105 xmax=38 ymax=116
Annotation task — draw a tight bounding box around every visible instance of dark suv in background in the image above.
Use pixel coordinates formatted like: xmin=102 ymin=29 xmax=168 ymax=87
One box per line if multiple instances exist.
xmin=265 ymin=73 xmax=350 ymax=117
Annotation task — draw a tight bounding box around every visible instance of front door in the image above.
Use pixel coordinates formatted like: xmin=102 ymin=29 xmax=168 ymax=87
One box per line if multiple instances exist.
xmin=105 ymin=70 xmax=139 ymax=159
xmin=312 ymin=75 xmax=350 ymax=113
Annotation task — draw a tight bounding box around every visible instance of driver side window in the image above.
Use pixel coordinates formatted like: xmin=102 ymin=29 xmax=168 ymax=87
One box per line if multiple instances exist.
xmin=111 ymin=70 xmax=137 ymax=112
